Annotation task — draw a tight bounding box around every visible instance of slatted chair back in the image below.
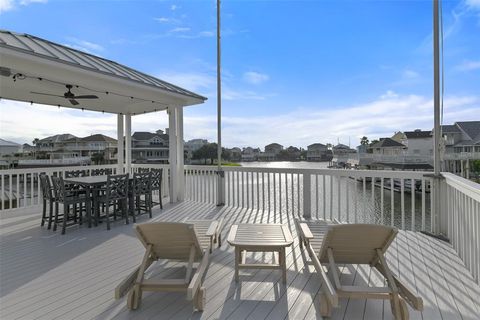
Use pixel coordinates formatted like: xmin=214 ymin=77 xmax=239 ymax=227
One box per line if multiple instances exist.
xmin=135 ymin=222 xmax=204 ymax=261
xmin=51 ymin=176 xmax=67 ymax=203
xmin=318 ymin=224 xmax=397 ymax=264
xmin=150 ymin=169 xmax=163 ymax=192
xmin=39 ymin=174 xmax=54 ymax=201
xmin=91 ymin=168 xmax=113 ymax=176
xmin=133 ymin=172 xmax=152 ymax=196
xmin=137 ymin=168 xmax=150 ymax=174
xmin=65 ymin=170 xmax=88 ymax=178
xmin=106 ymin=174 xmax=129 ymax=201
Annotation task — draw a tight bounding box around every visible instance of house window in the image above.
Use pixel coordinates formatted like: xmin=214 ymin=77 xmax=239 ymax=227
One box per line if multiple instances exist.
xmin=464 ymin=146 xmax=472 ymax=152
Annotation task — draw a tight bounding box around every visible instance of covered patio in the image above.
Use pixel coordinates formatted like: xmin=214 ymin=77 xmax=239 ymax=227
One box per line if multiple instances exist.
xmin=0 ymin=29 xmax=207 ymax=202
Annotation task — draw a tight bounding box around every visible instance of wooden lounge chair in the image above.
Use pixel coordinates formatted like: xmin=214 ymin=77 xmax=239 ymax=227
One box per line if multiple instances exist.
xmin=115 ymin=221 xmax=217 ymax=311
xmin=296 ymin=219 xmax=423 ymax=320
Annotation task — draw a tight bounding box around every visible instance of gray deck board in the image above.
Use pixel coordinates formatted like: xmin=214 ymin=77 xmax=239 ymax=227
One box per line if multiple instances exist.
xmin=1 ymin=201 xmax=479 ymax=320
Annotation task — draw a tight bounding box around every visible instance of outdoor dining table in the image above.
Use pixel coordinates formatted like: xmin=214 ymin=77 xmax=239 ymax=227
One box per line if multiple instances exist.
xmin=64 ymin=175 xmax=135 ymax=225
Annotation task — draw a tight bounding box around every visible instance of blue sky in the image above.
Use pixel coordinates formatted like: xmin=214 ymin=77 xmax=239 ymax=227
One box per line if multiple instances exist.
xmin=0 ymin=0 xmax=479 ymax=148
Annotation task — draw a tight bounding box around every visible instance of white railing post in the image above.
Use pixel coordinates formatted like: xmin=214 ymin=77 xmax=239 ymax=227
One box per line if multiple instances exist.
xmin=117 ymin=113 xmax=124 ymax=173
xmin=303 ymin=173 xmax=311 ymax=218
xmin=216 ymin=170 xmax=225 ymax=206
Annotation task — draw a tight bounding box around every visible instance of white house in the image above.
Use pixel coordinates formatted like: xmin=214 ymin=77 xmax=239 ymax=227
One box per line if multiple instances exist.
xmin=401 ymin=130 xmax=433 ymax=157
xmin=307 ymin=143 xmax=329 ymax=161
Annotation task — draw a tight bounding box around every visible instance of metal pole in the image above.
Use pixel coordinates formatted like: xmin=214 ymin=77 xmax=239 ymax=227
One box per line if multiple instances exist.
xmin=217 ymin=0 xmax=222 ymax=169
xmin=433 ymin=0 xmax=444 ymax=234
xmin=433 ymin=0 xmax=441 ymax=176
xmin=216 ymin=0 xmax=225 ymax=205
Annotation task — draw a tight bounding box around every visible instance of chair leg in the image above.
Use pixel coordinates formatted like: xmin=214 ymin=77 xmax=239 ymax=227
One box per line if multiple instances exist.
xmin=159 ymin=190 xmax=163 ymax=209
xmin=48 ymin=199 xmax=53 ymax=229
xmin=61 ymin=205 xmax=68 ymax=235
xmin=41 ymin=199 xmax=47 ymax=226
xmin=53 ymin=202 xmax=59 ymax=231
xmin=106 ymin=204 xmax=111 ymax=230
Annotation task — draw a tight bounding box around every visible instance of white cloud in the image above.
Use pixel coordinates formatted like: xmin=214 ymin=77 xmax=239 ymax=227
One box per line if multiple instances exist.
xmin=170 ymin=4 xmax=178 ymax=11
xmin=0 ymin=0 xmax=46 ymax=13
xmin=64 ymin=37 xmax=104 ymax=54
xmin=0 ymin=0 xmax=14 ymax=13
xmin=402 ymin=69 xmax=420 ymax=79
xmin=466 ymin=0 xmax=480 ymax=9
xmin=3 ymin=92 xmax=478 ymax=149
xmin=169 ymin=27 xmax=190 ymax=33
xmin=455 ymin=60 xmax=480 ymax=71
xmin=243 ymin=71 xmax=269 ymax=85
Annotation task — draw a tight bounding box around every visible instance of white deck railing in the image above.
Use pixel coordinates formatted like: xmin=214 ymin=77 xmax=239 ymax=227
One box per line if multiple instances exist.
xmin=441 ymin=172 xmax=480 ymax=283
xmin=184 ymin=166 xmax=435 ymax=232
xmin=0 ymin=164 xmax=169 ymax=210
xmin=1 ymin=163 xmax=478 ymax=283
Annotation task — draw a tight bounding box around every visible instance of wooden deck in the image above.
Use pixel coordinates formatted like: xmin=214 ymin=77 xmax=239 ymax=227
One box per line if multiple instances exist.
xmin=1 ymin=201 xmax=479 ymax=320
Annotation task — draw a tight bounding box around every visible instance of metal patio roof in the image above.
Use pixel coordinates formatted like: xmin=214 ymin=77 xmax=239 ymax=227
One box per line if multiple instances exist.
xmin=0 ymin=30 xmax=207 ymax=114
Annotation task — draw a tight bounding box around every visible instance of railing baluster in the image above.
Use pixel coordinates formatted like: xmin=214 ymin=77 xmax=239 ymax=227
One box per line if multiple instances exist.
xmin=354 ymin=176 xmax=358 ymax=223
xmin=430 ymin=179 xmax=434 ymax=232
xmin=363 ymin=177 xmax=366 ymax=223
xmin=246 ymin=171 xmax=250 ymax=210
xmin=411 ymin=178 xmax=415 ymax=231
xmin=285 ymin=173 xmax=289 ymax=216
xmin=371 ymin=176 xmax=375 ymax=224
xmin=315 ymin=174 xmax=319 ymax=219
xmin=337 ymin=175 xmax=341 ymax=221
xmin=330 ymin=175 xmax=333 ymax=221
xmin=390 ymin=178 xmax=394 ymax=227
xmin=23 ymin=173 xmax=27 ymax=209
xmin=291 ymin=173 xmax=294 ymax=217
xmin=421 ymin=178 xmax=426 ymax=230
xmin=380 ymin=178 xmax=384 ymax=225
xmin=9 ymin=174 xmax=13 ymax=209
xmin=401 ymin=178 xmax=405 ymax=230
xmin=30 ymin=173 xmax=34 ymax=207
xmin=273 ymin=173 xmax=277 ymax=215
xmin=346 ymin=175 xmax=350 ymax=223
xmin=323 ymin=175 xmax=326 ymax=220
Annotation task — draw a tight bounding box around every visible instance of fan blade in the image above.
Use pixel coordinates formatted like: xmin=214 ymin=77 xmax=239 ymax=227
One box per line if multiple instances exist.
xmin=30 ymin=91 xmax=64 ymax=98
xmin=69 ymin=99 xmax=79 ymax=105
xmin=74 ymin=95 xmax=99 ymax=99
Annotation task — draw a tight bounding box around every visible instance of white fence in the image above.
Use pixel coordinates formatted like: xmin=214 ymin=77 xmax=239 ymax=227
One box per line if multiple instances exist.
xmin=0 ymin=164 xmax=169 ymax=211
xmin=442 ymin=173 xmax=480 ymax=283
xmin=184 ymin=166 xmax=435 ymax=232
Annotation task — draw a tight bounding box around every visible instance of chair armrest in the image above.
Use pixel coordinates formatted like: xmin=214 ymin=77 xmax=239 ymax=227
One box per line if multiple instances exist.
xmin=205 ymin=220 xmax=220 ymax=238
xmin=298 ymin=222 xmax=314 ymax=239
xmin=186 ymin=250 xmax=209 ymax=300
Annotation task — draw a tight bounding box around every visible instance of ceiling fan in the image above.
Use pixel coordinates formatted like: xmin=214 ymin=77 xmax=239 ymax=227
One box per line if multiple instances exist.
xmin=31 ymin=84 xmax=99 ymax=106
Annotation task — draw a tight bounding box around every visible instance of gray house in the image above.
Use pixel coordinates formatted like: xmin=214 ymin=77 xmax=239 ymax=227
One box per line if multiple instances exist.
xmin=131 ymin=129 xmax=169 ymax=164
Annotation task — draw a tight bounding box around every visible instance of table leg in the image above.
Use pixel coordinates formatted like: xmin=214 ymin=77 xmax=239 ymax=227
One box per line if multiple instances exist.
xmin=280 ymin=247 xmax=287 ymax=284
xmin=235 ymin=247 xmax=240 ymax=282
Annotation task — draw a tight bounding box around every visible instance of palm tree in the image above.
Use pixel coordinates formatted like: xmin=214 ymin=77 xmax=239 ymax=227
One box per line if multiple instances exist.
xmin=360 ymin=136 xmax=369 ymax=146
xmin=32 ymin=138 xmax=39 ymax=158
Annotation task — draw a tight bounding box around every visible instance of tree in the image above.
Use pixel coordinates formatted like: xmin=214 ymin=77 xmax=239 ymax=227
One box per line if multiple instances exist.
xmin=367 ymin=139 xmax=379 ymax=154
xmin=91 ymin=153 xmax=105 ymax=165
xmin=32 ymin=138 xmax=39 ymax=159
xmin=192 ymin=143 xmax=217 ymax=164
xmin=360 ymin=136 xmax=369 ymax=145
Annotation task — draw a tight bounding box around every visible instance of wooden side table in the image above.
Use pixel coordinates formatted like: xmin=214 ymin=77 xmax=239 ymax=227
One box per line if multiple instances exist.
xmin=227 ymin=223 xmax=293 ymax=283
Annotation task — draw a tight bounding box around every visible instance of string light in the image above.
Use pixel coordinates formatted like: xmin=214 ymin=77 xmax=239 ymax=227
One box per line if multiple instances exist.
xmin=8 ymin=72 xmax=174 ymax=113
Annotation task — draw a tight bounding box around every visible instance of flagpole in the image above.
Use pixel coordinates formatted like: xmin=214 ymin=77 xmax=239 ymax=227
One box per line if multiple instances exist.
xmin=216 ymin=0 xmax=225 ymax=205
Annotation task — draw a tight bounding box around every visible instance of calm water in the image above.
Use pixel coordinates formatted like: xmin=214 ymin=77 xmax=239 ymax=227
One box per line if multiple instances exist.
xmin=232 ymin=161 xmax=432 ymax=231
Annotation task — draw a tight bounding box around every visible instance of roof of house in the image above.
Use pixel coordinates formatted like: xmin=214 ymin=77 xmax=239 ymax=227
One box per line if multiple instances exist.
xmin=132 ymin=131 xmax=168 ymax=141
xmin=441 ymin=125 xmax=462 ymax=133
xmin=0 ymin=30 xmax=206 ymax=101
xmin=81 ymin=134 xmax=116 ymax=143
xmin=308 ymin=143 xmax=326 ymax=148
xmin=0 ymin=138 xmax=20 ymax=147
xmin=404 ymin=130 xmax=432 ymax=139
xmin=456 ymin=121 xmax=480 ymax=140
xmin=265 ymin=143 xmax=283 ymax=148
xmin=333 ymin=143 xmax=353 ymax=149
xmin=370 ymin=138 xmax=406 ymax=149
xmin=39 ymin=134 xmax=77 ymax=143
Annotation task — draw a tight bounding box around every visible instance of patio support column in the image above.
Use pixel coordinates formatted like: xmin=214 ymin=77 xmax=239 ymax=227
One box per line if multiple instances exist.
xmin=117 ymin=114 xmax=124 ymax=174
xmin=125 ymin=114 xmax=132 ymax=174
xmin=176 ymin=106 xmax=185 ymax=201
xmin=168 ymin=105 xmax=178 ymax=203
